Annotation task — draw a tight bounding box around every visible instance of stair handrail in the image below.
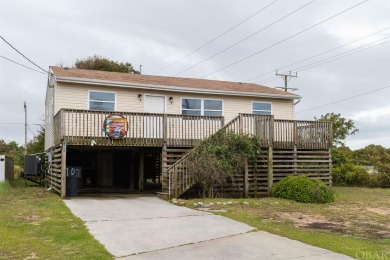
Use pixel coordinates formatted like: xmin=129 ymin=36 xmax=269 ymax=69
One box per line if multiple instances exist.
xmin=167 ymin=114 xmax=242 ymax=198
xmin=167 ymin=114 xmax=241 ymax=171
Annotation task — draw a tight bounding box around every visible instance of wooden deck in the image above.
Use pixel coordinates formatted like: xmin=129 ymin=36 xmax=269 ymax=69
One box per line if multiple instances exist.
xmin=53 ymin=109 xmax=332 ymax=149
xmin=53 ymin=109 xmax=224 ymax=147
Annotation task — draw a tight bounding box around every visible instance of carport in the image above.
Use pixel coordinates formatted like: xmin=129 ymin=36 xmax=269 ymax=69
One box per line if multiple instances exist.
xmin=66 ymin=146 xmax=162 ymax=194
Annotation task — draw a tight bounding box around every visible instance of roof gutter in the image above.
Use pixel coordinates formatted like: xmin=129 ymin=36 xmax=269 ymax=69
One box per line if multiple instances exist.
xmin=55 ymin=76 xmax=300 ymax=100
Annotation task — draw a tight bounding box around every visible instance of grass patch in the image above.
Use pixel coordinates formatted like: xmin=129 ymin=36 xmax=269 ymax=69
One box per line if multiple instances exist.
xmin=0 ymin=180 xmax=11 ymax=193
xmin=178 ymin=187 xmax=390 ymax=259
xmin=0 ymin=179 xmax=112 ymax=259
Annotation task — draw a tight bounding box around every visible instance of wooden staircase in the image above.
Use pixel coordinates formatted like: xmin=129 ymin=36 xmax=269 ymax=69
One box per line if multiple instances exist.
xmin=164 ymin=114 xmax=267 ymax=199
xmin=161 ymin=114 xmax=332 ymax=200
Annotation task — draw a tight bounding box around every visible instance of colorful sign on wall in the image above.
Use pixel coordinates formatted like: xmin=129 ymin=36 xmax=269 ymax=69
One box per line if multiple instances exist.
xmin=102 ymin=114 xmax=128 ymax=139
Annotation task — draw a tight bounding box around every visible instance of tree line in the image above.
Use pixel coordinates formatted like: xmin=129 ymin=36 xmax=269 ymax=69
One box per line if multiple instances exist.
xmin=317 ymin=113 xmax=389 ymax=187
xmin=0 ymin=128 xmax=44 ymax=167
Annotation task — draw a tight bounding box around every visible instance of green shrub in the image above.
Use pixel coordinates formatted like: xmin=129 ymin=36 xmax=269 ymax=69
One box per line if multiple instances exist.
xmin=332 ymin=165 xmax=348 ymax=186
xmin=332 ymin=163 xmax=389 ymax=187
xmin=369 ymin=172 xmax=390 ymax=188
xmin=345 ymin=166 xmax=370 ymax=187
xmin=272 ymin=176 xmax=334 ymax=203
xmin=187 ymin=131 xmax=260 ymax=197
xmin=332 ymin=163 xmax=368 ymax=186
xmin=14 ymin=165 xmax=21 ymax=178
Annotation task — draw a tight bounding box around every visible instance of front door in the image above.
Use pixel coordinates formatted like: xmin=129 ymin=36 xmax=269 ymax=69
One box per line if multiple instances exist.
xmin=144 ymin=95 xmax=165 ymax=138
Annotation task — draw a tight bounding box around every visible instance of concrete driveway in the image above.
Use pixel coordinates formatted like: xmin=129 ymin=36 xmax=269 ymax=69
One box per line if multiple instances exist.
xmin=64 ymin=195 xmax=353 ymax=259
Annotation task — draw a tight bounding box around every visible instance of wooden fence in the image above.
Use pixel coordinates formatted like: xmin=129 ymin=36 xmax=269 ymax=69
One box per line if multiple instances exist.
xmin=189 ymin=148 xmax=332 ymax=198
xmin=45 ymin=145 xmax=65 ymax=196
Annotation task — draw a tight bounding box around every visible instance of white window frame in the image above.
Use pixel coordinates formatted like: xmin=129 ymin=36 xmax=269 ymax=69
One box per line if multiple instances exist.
xmin=251 ymin=101 xmax=272 ymax=115
xmin=88 ymin=90 xmax=117 ymax=111
xmin=181 ymin=97 xmax=202 ymax=116
xmin=181 ymin=97 xmax=224 ymax=117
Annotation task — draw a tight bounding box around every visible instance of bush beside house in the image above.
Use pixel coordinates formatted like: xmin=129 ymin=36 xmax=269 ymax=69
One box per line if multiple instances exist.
xmin=272 ymin=176 xmax=335 ymax=203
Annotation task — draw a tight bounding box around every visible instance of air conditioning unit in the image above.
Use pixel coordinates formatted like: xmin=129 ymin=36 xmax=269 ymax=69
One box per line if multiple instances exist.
xmin=24 ymin=155 xmax=42 ymax=176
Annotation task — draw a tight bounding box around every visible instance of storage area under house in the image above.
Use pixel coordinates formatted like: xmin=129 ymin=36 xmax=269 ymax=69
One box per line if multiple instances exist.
xmin=64 ymin=146 xmax=163 ymax=194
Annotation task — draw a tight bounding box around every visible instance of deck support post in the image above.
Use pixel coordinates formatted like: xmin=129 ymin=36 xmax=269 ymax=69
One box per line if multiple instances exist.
xmin=293 ymin=144 xmax=297 ymax=175
xmin=173 ymin=165 xmax=178 ymax=198
xmin=329 ymin=147 xmax=333 ymax=186
xmin=139 ymin=150 xmax=144 ymax=191
xmin=163 ymin=114 xmax=168 ymax=143
xmin=244 ymin=159 xmax=249 ymax=198
xmin=162 ymin=144 xmax=167 ymax=192
xmin=293 ymin=121 xmax=298 ymax=175
xmin=267 ymin=145 xmax=273 ymax=196
xmin=239 ymin=114 xmax=243 ymax=135
xmin=130 ymin=151 xmax=135 ymax=190
xmin=60 ymin=143 xmax=67 ymax=198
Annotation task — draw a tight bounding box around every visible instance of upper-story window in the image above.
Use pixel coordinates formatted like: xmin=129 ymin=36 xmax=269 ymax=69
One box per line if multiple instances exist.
xmin=252 ymin=102 xmax=272 ymax=115
xmin=182 ymin=98 xmax=223 ymax=117
xmin=89 ymin=91 xmax=116 ymax=111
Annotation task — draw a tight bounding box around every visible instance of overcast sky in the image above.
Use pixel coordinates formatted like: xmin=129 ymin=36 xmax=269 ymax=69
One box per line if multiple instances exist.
xmin=0 ymin=0 xmax=389 ymax=150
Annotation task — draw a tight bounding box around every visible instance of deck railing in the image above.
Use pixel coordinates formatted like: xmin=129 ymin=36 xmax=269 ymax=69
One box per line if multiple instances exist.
xmin=166 ymin=114 xmax=332 ymax=198
xmin=53 ymin=109 xmax=224 ymax=147
xmin=273 ymin=119 xmax=332 ymax=149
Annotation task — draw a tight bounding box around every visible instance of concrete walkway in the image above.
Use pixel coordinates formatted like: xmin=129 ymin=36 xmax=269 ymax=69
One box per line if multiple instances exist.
xmin=64 ymin=195 xmax=353 ymax=259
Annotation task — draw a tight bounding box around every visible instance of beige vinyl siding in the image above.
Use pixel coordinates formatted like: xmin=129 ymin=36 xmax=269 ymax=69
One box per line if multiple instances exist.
xmin=54 ymin=82 xmax=294 ymax=121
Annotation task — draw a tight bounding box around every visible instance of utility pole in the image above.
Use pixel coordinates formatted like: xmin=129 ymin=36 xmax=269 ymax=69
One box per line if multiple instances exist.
xmin=139 ymin=65 xmax=142 ymax=74
xmin=275 ymin=70 xmax=298 ymax=92
xmin=24 ymin=101 xmax=27 ymax=155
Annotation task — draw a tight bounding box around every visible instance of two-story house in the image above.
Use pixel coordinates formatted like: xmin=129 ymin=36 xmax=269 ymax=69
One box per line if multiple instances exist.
xmin=45 ymin=66 xmax=332 ymax=198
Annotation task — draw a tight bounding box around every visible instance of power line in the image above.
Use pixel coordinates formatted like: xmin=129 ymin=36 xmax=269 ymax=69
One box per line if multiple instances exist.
xmin=246 ymin=26 xmax=390 ymax=82
xmin=0 ymin=55 xmax=47 ymax=75
xmin=296 ymin=40 xmax=390 ymax=73
xmin=153 ymin=0 xmax=279 ymax=75
xmin=27 ymin=125 xmax=37 ymax=136
xmin=174 ymin=0 xmax=317 ymax=77
xmin=257 ymin=35 xmax=390 ymax=84
xmin=181 ymin=0 xmax=234 ymax=40
xmin=0 ymin=100 xmax=44 ymax=106
xmin=201 ymin=0 xmax=369 ymax=79
xmin=0 ymin=123 xmax=43 ymax=126
xmin=296 ymin=86 xmax=390 ymax=113
xmin=257 ymin=37 xmax=390 ymax=84
xmin=255 ymin=75 xmax=280 ymax=85
xmin=0 ymin=35 xmax=49 ymax=74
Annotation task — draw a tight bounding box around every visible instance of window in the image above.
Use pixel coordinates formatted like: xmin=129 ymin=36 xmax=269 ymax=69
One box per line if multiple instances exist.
xmin=252 ymin=102 xmax=271 ymax=115
xmin=182 ymin=98 xmax=201 ymax=116
xmin=89 ymin=91 xmax=115 ymax=111
xmin=182 ymin=98 xmax=223 ymax=117
xmin=204 ymin=99 xmax=223 ymax=116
